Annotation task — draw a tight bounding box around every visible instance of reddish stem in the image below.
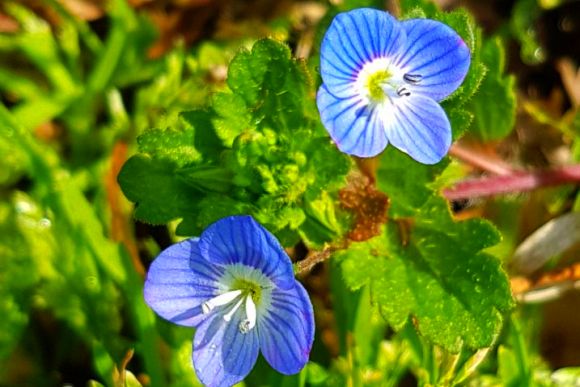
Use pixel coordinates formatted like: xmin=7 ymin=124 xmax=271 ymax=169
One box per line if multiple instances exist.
xmin=448 ymin=143 xmax=515 ymax=175
xmin=444 ymin=164 xmax=580 ymax=200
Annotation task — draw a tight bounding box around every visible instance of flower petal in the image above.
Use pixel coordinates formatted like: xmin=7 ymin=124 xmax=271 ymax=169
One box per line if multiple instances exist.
xmin=394 ymin=18 xmax=470 ymax=101
xmin=317 ymin=84 xmax=389 ymax=157
xmin=320 ymin=8 xmax=406 ymax=98
xmin=193 ymin=312 xmax=260 ymax=387
xmin=198 ymin=216 xmax=295 ymax=290
xmin=258 ymin=282 xmax=314 ymax=375
xmin=144 ymin=238 xmax=222 ymax=327
xmin=384 ymin=94 xmax=452 ymax=164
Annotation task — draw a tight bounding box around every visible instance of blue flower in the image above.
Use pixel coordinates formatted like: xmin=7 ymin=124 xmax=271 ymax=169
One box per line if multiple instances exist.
xmin=317 ymin=8 xmax=470 ymax=164
xmin=144 ymin=215 xmax=314 ymax=387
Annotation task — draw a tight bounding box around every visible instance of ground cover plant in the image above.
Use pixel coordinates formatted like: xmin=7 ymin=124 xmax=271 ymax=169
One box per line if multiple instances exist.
xmin=1 ymin=0 xmax=580 ymax=386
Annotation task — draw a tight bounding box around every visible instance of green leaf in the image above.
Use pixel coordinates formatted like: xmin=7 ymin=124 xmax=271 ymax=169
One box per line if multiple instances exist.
xmin=304 ymin=362 xmax=330 ymax=385
xmin=339 ymin=197 xmax=513 ymax=352
xmin=211 ymin=92 xmax=254 ymax=146
xmin=118 ymin=154 xmax=201 ymax=224
xmin=299 ymin=191 xmax=349 ymax=247
xmin=119 ymin=38 xmax=349 ymax=245
xmin=376 ymin=147 xmax=448 ymax=218
xmin=400 ymin=0 xmax=438 ymax=16
xmin=447 ymin=107 xmax=474 ymax=140
xmin=468 ymin=37 xmax=517 ymax=141
xmin=180 ymin=110 xmax=224 ymax=160
xmin=138 ymin=125 xmax=201 ymax=168
xmin=227 ymin=38 xmax=312 ymax=131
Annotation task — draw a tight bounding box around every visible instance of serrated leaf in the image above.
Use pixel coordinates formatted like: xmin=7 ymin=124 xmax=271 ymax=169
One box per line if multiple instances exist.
xmin=400 ymin=0 xmax=438 ymax=16
xmin=227 ymin=39 xmax=290 ymax=106
xmin=227 ymin=38 xmax=312 ymax=131
xmin=468 ymin=37 xmax=517 ymax=141
xmin=211 ymin=92 xmax=254 ymax=146
xmin=339 ymin=197 xmax=513 ymax=352
xmin=119 ymin=38 xmax=348 ymax=245
xmin=447 ymin=106 xmax=474 ymax=139
xmin=138 ymin=125 xmax=201 ymax=168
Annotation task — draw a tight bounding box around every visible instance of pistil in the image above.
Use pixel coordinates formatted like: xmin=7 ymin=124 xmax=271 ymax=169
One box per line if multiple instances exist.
xmin=223 ymin=297 xmax=244 ymax=322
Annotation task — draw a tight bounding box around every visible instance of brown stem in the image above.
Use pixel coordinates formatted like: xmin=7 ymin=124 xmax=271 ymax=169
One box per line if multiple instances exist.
xmin=106 ymin=141 xmax=145 ymax=277
xmin=295 ymin=242 xmax=348 ymax=275
xmin=443 ymin=164 xmax=580 ymax=201
xmin=295 ymin=248 xmax=333 ymax=275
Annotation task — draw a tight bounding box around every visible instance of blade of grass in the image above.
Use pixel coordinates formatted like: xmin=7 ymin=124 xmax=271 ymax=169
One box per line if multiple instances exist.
xmin=0 ymin=103 xmax=165 ymax=385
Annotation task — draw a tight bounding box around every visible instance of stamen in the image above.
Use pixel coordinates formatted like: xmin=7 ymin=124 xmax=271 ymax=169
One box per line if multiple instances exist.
xmin=201 ymin=289 xmax=242 ymax=314
xmin=223 ymin=297 xmax=244 ymax=322
xmin=245 ymin=296 xmax=257 ymax=330
xmin=403 ymin=73 xmax=423 ymax=84
xmin=396 ymin=86 xmax=411 ymax=97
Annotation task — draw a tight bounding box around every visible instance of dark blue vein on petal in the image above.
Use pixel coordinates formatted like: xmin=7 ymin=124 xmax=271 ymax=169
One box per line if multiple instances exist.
xmin=394 ymin=105 xmax=433 ymax=161
xmin=411 ymin=47 xmax=456 ymax=74
xmin=325 ymin=45 xmax=360 ymax=75
xmin=348 ymin=106 xmax=377 ymax=154
xmin=381 ymin=14 xmax=395 ymax=58
xmin=269 ymin=301 xmax=308 ymax=338
xmin=398 ymin=35 xmax=446 ymax=69
xmin=241 ymin=221 xmax=257 ymax=268
xmin=261 ymin=314 xmax=303 ymax=364
xmin=348 ymin=12 xmax=375 ymax=62
xmin=335 ymin=18 xmax=366 ymax=66
xmin=361 ymin=13 xmax=378 ymax=59
xmin=262 ymin=237 xmax=285 ymax=278
xmin=171 ymin=305 xmax=203 ymax=323
xmin=333 ymin=101 xmax=367 ymax=145
xmin=408 ymin=100 xmax=445 ymax=140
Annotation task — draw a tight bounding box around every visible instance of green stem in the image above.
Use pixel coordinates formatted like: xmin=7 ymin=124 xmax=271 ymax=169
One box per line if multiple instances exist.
xmin=510 ymin=315 xmax=532 ymax=384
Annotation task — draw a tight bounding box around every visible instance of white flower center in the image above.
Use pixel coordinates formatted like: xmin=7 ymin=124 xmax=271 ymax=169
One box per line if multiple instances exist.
xmin=354 ymin=57 xmax=422 ymax=105
xmin=200 ymin=264 xmax=274 ymax=334
xmin=200 ymin=288 xmax=260 ymax=334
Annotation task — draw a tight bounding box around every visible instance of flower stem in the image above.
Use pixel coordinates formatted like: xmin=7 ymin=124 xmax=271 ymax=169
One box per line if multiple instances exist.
xmin=448 ymin=143 xmax=515 ymax=175
xmin=295 ymin=248 xmax=333 ymax=275
xmin=295 ymin=242 xmax=348 ymax=275
xmin=443 ymin=164 xmax=580 ymax=200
